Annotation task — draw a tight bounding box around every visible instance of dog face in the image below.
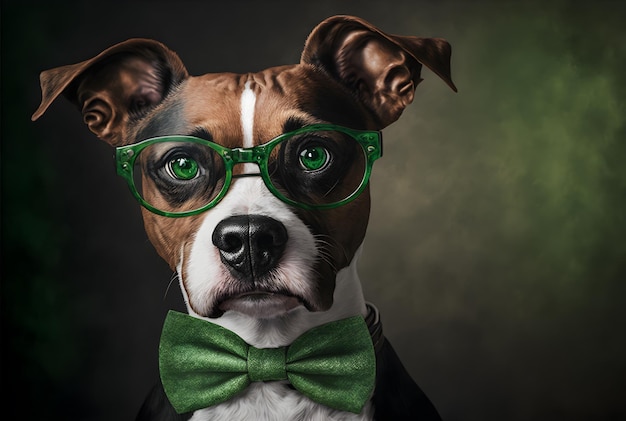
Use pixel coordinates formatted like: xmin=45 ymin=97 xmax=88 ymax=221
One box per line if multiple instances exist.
xmin=133 ymin=68 xmax=377 ymax=319
xmin=33 ymin=16 xmax=455 ymax=322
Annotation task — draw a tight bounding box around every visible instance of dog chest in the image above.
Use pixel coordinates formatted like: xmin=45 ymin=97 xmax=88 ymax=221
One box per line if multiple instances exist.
xmin=188 ymin=382 xmax=374 ymax=421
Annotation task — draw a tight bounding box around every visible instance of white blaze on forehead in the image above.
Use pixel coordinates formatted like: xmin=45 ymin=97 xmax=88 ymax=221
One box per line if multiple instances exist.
xmin=240 ymin=80 xmax=256 ymax=148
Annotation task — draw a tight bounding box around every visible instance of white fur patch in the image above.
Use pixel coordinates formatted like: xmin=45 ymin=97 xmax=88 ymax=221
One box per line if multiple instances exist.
xmin=189 ymin=382 xmax=374 ymax=421
xmin=240 ymin=80 xmax=256 ymax=148
xmin=182 ymin=176 xmax=320 ymax=343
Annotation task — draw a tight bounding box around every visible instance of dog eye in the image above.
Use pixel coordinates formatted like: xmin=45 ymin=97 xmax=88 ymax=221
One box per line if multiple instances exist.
xmin=166 ymin=156 xmax=200 ymax=180
xmin=299 ymin=145 xmax=330 ymax=171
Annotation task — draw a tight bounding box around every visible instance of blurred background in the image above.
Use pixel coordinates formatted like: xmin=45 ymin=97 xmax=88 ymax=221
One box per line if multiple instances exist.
xmin=1 ymin=0 xmax=625 ymax=420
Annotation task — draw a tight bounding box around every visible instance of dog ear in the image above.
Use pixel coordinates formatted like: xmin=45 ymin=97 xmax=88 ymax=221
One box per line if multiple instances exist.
xmin=301 ymin=15 xmax=457 ymax=128
xmin=32 ymin=39 xmax=188 ymax=146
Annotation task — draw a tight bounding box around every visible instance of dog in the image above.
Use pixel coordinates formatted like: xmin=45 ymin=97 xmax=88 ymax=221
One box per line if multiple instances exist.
xmin=32 ymin=15 xmax=456 ymax=421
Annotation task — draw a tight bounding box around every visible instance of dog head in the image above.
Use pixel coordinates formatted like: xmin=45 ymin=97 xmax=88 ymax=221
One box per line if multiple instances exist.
xmin=33 ymin=16 xmax=455 ymax=327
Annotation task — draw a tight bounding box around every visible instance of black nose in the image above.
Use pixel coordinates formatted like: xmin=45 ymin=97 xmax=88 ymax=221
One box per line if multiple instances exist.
xmin=212 ymin=215 xmax=288 ymax=279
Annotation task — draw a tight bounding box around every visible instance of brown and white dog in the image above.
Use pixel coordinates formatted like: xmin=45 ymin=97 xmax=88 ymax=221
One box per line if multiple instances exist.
xmin=32 ymin=15 xmax=456 ymax=421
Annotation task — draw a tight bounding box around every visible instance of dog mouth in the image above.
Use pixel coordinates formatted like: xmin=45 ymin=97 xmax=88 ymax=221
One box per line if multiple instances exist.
xmin=211 ymin=289 xmax=308 ymax=319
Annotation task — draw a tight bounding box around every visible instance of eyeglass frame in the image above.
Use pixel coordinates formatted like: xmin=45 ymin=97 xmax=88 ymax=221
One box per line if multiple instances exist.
xmin=115 ymin=124 xmax=383 ymax=218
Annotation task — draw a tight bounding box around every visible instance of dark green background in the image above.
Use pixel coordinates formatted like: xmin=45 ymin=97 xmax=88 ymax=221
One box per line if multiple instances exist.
xmin=2 ymin=1 xmax=625 ymax=419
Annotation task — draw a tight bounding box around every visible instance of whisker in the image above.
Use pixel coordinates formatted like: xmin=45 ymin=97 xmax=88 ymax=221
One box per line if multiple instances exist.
xmin=163 ymin=272 xmax=180 ymax=301
xmin=314 ymin=234 xmax=345 ymax=272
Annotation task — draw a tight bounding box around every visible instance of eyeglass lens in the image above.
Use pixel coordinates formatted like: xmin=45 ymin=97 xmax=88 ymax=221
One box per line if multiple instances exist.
xmin=131 ymin=129 xmax=368 ymax=213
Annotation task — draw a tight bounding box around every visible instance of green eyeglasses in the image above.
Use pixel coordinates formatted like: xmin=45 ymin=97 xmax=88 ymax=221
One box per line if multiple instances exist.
xmin=115 ymin=124 xmax=383 ymax=217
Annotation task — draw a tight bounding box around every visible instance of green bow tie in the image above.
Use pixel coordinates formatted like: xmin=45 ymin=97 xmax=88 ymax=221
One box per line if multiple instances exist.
xmin=159 ymin=311 xmax=376 ymax=414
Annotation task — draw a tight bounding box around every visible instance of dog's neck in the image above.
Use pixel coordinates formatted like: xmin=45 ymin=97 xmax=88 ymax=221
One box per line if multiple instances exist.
xmin=179 ymin=247 xmax=367 ymax=348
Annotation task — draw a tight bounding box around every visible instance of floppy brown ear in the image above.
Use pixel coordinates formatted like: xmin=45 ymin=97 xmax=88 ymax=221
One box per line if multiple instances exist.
xmin=32 ymin=39 xmax=188 ymax=146
xmin=301 ymin=15 xmax=457 ymax=129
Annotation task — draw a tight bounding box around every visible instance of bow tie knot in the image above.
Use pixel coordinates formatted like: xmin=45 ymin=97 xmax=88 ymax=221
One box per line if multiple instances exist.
xmin=159 ymin=311 xmax=376 ymax=414
xmin=247 ymin=347 xmax=287 ymax=382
